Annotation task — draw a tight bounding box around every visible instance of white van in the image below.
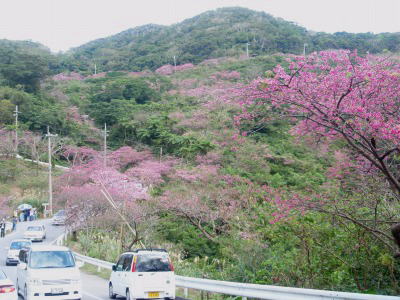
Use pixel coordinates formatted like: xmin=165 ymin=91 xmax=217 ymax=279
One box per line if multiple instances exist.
xmin=5 ymin=239 xmax=32 ymax=266
xmin=109 ymin=249 xmax=175 ymax=300
xmin=16 ymin=245 xmax=83 ymax=300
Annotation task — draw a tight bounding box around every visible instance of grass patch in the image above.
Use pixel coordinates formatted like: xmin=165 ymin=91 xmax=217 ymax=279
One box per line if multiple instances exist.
xmin=80 ymin=263 xmax=111 ymax=280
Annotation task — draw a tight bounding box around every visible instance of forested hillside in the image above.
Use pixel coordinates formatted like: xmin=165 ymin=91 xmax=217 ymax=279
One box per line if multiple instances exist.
xmin=62 ymin=7 xmax=400 ymax=73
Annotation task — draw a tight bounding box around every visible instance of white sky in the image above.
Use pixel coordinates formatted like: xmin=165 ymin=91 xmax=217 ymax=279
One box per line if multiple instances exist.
xmin=0 ymin=0 xmax=399 ymax=52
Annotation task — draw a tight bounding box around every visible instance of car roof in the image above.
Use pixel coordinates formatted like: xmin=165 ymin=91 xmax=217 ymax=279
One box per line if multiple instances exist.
xmin=11 ymin=239 xmax=32 ymax=243
xmin=28 ymin=245 xmax=70 ymax=252
xmin=122 ymin=250 xmax=169 ymax=256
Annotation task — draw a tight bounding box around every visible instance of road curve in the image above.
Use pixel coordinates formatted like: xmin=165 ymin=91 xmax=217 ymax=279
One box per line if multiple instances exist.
xmin=0 ymin=218 xmax=188 ymax=300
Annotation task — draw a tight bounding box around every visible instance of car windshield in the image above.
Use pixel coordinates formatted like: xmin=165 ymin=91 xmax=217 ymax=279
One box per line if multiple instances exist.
xmin=55 ymin=210 xmax=65 ymax=216
xmin=10 ymin=241 xmax=31 ymax=249
xmin=27 ymin=226 xmax=42 ymax=231
xmin=136 ymin=254 xmax=172 ymax=272
xmin=0 ymin=271 xmax=6 ymax=280
xmin=29 ymin=251 xmax=75 ymax=269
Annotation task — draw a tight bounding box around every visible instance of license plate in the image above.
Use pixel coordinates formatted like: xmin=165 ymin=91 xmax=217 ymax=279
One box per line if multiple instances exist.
xmin=148 ymin=292 xmax=160 ymax=298
xmin=51 ymin=288 xmax=63 ymax=294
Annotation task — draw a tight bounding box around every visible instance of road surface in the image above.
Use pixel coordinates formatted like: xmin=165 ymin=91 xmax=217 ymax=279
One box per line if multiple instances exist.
xmin=0 ymin=218 xmax=186 ymax=300
xmin=0 ymin=219 xmax=113 ymax=299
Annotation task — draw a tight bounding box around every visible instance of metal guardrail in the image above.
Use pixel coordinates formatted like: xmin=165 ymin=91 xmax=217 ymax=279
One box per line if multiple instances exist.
xmin=175 ymin=276 xmax=400 ymax=300
xmin=74 ymin=252 xmax=114 ymax=270
xmin=53 ymin=232 xmax=400 ymax=300
xmin=16 ymin=154 xmax=70 ymax=171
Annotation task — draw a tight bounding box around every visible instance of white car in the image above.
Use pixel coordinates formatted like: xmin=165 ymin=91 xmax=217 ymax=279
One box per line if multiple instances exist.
xmin=109 ymin=249 xmax=175 ymax=300
xmin=52 ymin=210 xmax=66 ymax=226
xmin=24 ymin=225 xmax=46 ymax=242
xmin=0 ymin=269 xmax=18 ymax=300
xmin=16 ymin=245 xmax=83 ymax=300
xmin=5 ymin=239 xmax=32 ymax=266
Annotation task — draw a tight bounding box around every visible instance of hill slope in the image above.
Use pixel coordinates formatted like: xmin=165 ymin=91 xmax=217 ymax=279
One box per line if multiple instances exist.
xmin=62 ymin=7 xmax=400 ymax=73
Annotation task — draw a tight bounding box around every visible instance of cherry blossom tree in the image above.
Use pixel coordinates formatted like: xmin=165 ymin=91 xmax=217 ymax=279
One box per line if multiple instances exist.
xmin=240 ymin=50 xmax=400 ymax=252
xmin=0 ymin=129 xmax=15 ymax=158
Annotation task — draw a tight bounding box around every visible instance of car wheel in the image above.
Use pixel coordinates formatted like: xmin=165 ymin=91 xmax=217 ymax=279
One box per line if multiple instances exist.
xmin=108 ymin=283 xmax=116 ymax=299
xmin=126 ymin=288 xmax=131 ymax=300
xmin=24 ymin=284 xmax=28 ymax=300
xmin=16 ymin=279 xmax=20 ymax=295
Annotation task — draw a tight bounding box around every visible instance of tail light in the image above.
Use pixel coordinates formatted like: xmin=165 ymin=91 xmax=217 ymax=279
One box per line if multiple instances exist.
xmin=168 ymin=258 xmax=174 ymax=271
xmin=0 ymin=285 xmax=15 ymax=293
xmin=131 ymin=256 xmax=137 ymax=272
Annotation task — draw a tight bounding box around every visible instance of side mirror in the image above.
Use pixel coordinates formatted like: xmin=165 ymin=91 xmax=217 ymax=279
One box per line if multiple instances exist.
xmin=112 ymin=265 xmax=116 ymax=271
xmin=18 ymin=262 xmax=27 ymax=270
xmin=76 ymin=260 xmax=84 ymax=268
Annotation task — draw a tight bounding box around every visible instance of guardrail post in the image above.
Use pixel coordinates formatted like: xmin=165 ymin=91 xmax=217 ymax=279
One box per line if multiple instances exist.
xmin=97 ymin=265 xmax=102 ymax=272
xmin=184 ymin=288 xmax=188 ymax=298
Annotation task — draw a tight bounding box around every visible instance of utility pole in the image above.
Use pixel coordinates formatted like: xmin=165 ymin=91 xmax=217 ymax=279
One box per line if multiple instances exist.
xmin=46 ymin=126 xmax=57 ymax=216
xmin=103 ymin=123 xmax=108 ymax=168
xmin=94 ymin=63 xmax=97 ymax=75
xmin=13 ymin=105 xmax=20 ymax=155
xmin=303 ymin=43 xmax=308 ymax=56
xmin=246 ymin=42 xmax=250 ymax=58
xmin=173 ymin=56 xmax=177 ymax=67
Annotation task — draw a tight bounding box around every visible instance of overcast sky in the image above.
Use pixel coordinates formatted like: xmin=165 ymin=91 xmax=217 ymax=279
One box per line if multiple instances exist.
xmin=0 ymin=0 xmax=399 ymax=52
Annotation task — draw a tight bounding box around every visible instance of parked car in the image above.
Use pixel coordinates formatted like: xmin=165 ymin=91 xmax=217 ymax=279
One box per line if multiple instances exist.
xmin=109 ymin=249 xmax=175 ymax=300
xmin=5 ymin=239 xmax=32 ymax=266
xmin=16 ymin=245 xmax=83 ymax=300
xmin=52 ymin=210 xmax=66 ymax=226
xmin=23 ymin=225 xmax=46 ymax=242
xmin=0 ymin=269 xmax=17 ymax=300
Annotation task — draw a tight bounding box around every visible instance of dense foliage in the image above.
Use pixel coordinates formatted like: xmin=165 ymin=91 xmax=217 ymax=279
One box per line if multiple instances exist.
xmin=64 ymin=7 xmax=400 ymax=73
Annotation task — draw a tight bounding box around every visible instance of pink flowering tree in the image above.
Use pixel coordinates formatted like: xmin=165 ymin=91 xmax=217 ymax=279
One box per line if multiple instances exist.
xmin=241 ymin=50 xmax=400 ymax=252
xmin=0 ymin=129 xmax=15 ymax=158
xmin=56 ymin=145 xmax=177 ymax=249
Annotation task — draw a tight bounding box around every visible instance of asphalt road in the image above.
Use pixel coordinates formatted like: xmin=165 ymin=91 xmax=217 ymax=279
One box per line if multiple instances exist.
xmin=0 ymin=219 xmax=187 ymax=300
xmin=0 ymin=219 xmax=112 ymax=300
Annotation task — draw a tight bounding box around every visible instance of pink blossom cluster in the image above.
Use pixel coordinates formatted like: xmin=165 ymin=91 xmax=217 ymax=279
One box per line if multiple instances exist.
xmin=174 ymin=63 xmax=194 ymax=72
xmin=52 ymin=72 xmax=84 ymax=81
xmin=155 ymin=65 xmax=174 ymax=75
xmin=195 ymin=152 xmax=221 ymax=165
xmin=107 ymin=146 xmax=152 ymax=170
xmin=172 ymin=164 xmax=219 ymax=183
xmin=125 ymin=159 xmax=176 ymax=185
xmin=240 ymin=50 xmax=400 ymax=193
xmin=155 ymin=63 xmax=195 ymax=75
xmin=0 ymin=129 xmax=15 ymax=158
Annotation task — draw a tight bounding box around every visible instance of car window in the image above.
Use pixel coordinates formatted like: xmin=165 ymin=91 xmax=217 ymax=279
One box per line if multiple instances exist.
xmin=115 ymin=255 xmax=124 ymax=271
xmin=122 ymin=254 xmax=133 ymax=271
xmin=27 ymin=226 xmax=42 ymax=231
xmin=55 ymin=210 xmax=65 ymax=216
xmin=10 ymin=241 xmax=31 ymax=249
xmin=136 ymin=254 xmax=172 ymax=272
xmin=29 ymin=251 xmax=75 ymax=269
